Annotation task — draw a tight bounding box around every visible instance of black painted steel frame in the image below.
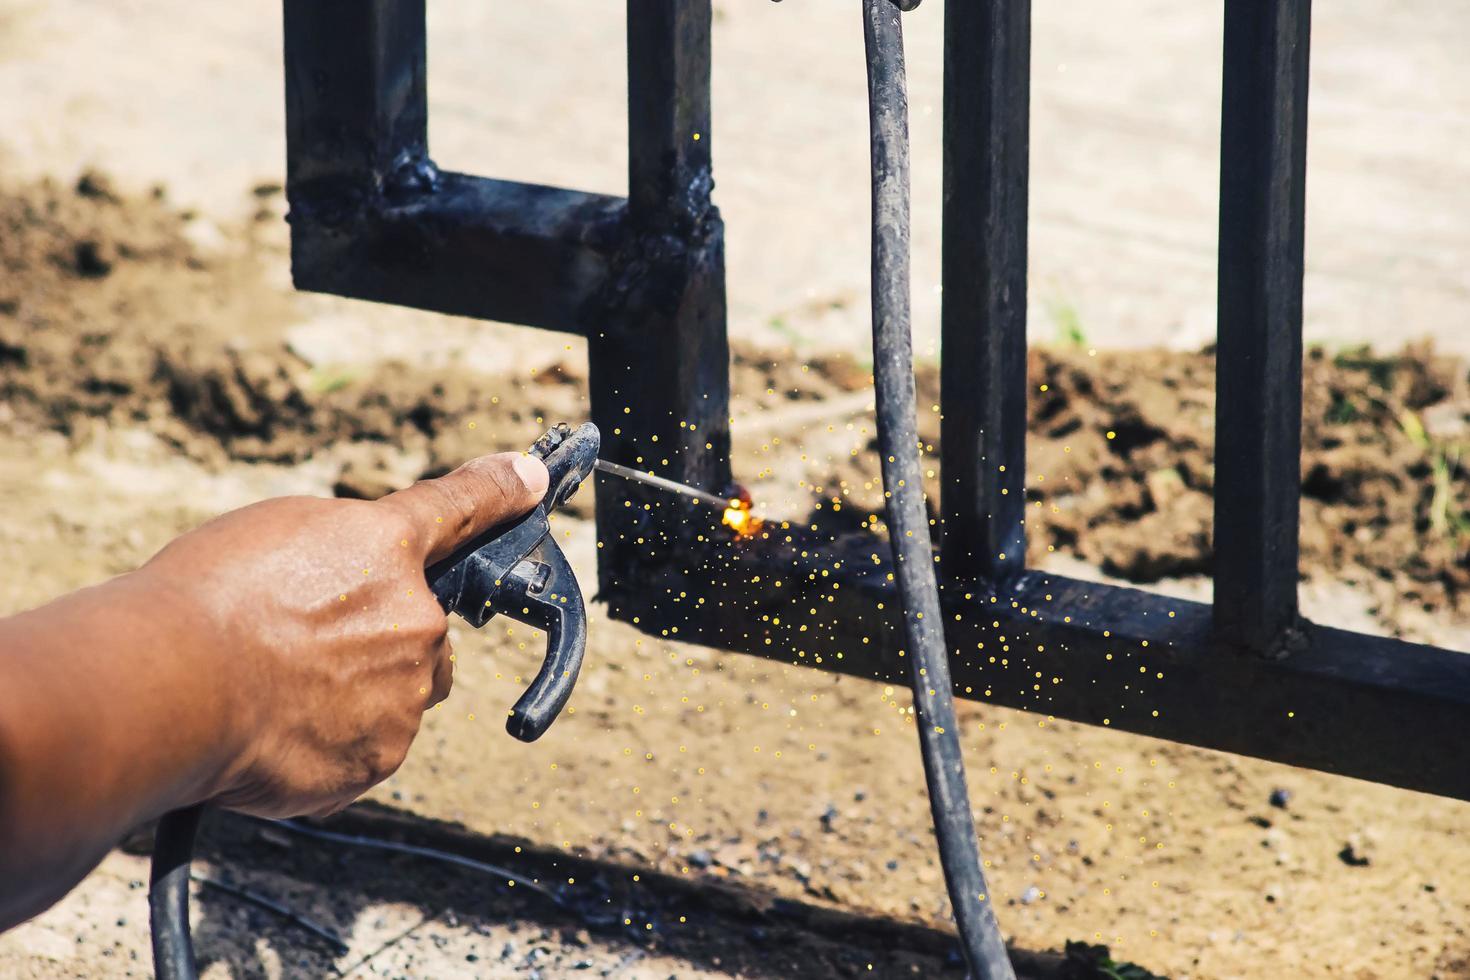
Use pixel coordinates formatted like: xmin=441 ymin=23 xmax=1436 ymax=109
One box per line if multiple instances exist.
xmin=283 ymin=0 xmax=1470 ymax=801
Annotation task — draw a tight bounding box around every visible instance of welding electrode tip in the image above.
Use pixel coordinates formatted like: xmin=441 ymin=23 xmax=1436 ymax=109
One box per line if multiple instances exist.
xmin=593 ymin=459 xmax=732 ymax=509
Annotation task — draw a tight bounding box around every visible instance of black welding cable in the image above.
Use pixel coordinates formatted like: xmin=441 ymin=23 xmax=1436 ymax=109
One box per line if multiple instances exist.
xmin=861 ymin=2 xmax=1015 ymax=976
xmin=149 ymin=804 xmax=202 ymax=980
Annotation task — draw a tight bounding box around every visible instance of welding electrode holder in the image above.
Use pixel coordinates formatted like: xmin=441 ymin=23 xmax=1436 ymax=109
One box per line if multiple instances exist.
xmin=427 ymin=420 xmax=598 ymax=741
xmin=149 ymin=422 xmax=599 ymax=980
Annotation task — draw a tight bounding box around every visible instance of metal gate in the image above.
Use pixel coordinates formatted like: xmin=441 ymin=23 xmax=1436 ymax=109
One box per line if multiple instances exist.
xmin=282 ymin=0 xmax=1470 ymax=802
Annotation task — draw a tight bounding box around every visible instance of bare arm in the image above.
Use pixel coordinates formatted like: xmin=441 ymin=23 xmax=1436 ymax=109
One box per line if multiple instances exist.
xmin=0 ymin=450 xmax=548 ymax=930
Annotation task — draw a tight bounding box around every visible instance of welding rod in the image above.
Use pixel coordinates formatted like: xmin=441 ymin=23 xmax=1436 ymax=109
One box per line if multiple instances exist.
xmin=594 ymin=459 xmax=733 ymax=510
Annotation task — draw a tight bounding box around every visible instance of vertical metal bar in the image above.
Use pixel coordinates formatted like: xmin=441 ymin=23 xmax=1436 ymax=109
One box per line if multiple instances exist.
xmin=1213 ymin=0 xmax=1312 ymax=654
xmin=939 ymin=0 xmax=1032 ymax=583
xmin=626 ymin=0 xmax=714 ymax=232
xmin=591 ymin=1 xmax=730 ymax=580
xmin=282 ymin=0 xmax=429 ymax=208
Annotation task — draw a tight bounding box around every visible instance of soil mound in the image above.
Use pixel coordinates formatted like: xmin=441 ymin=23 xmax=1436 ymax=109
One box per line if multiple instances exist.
xmin=3 ymin=174 xmax=1467 ymax=626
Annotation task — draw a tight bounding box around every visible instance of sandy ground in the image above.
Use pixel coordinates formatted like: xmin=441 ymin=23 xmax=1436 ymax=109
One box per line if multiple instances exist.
xmin=1 ymin=2 xmax=1470 ymax=979
xmin=0 ymin=339 xmax=1468 ymax=978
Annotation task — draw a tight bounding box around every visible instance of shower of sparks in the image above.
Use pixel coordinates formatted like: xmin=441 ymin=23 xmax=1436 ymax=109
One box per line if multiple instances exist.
xmin=721 ymin=496 xmax=762 ymax=538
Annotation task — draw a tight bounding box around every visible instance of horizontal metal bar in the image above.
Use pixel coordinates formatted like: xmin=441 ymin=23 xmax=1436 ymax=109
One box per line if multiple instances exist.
xmin=289 ymin=173 xmax=627 ymax=334
xmin=599 ymin=528 xmax=1470 ymax=801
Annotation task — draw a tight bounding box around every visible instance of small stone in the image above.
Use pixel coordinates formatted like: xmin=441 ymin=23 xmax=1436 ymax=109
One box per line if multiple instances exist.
xmin=1262 ymin=828 xmax=1292 ymax=866
xmin=784 ymin=857 xmax=813 ymax=884
xmin=1422 ymin=402 xmax=1469 ymax=440
xmin=1019 ymin=885 xmax=1041 ymax=905
xmin=75 ymin=171 xmax=120 ymax=201
xmin=1269 ymin=787 xmax=1293 ymax=809
xmin=688 ymin=849 xmax=713 ymax=869
xmin=819 ymin=804 xmax=840 ymax=832
xmin=1339 ymin=832 xmax=1375 ymax=867
xmin=73 ymin=240 xmax=114 ymax=278
xmin=1145 ymin=467 xmax=1186 ymax=509
xmin=180 ymin=216 xmax=229 ymax=255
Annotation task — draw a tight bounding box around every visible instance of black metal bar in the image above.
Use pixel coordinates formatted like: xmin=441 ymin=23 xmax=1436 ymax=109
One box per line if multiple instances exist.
xmin=1213 ymin=0 xmax=1312 ymax=655
xmin=940 ymin=0 xmax=1031 ymax=584
xmin=592 ymin=1 xmax=730 ymax=580
xmin=626 ymin=0 xmax=714 ymax=232
xmin=283 ymin=0 xmax=429 ymax=212
xmin=283 ymin=0 xmax=627 ymax=334
xmin=601 ymin=530 xmax=1470 ymax=802
xmin=290 ymin=174 xmax=625 ymax=333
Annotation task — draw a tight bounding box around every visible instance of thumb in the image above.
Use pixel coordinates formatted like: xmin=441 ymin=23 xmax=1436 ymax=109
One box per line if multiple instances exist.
xmin=380 ymin=452 xmax=549 ymax=564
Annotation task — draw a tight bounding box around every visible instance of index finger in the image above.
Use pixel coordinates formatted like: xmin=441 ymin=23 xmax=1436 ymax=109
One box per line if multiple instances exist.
xmin=379 ymin=452 xmax=549 ymax=564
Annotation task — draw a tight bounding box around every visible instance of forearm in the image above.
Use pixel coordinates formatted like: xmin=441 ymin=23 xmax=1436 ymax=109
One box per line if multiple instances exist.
xmin=0 ymin=453 xmax=545 ymax=932
xmin=0 ymin=571 xmax=242 ymax=930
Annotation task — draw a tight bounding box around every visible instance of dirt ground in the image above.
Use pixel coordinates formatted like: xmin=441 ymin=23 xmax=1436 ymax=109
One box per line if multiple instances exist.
xmin=0 ymin=176 xmax=1468 ymax=980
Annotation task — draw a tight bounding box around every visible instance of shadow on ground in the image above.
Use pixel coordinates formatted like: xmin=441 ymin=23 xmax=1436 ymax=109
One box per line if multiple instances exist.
xmin=148 ymin=802 xmax=1099 ymax=979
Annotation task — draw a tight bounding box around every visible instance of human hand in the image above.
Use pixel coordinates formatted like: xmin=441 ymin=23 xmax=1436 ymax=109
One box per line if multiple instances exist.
xmin=137 ymin=451 xmax=549 ymax=818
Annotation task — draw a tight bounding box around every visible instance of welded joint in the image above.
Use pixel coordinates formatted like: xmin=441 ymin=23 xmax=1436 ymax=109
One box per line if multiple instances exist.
xmin=288 ymin=149 xmax=442 ymax=229
xmin=638 ymin=169 xmax=716 ymax=241
xmin=1249 ymin=616 xmax=1314 ymax=661
xmin=384 ymin=150 xmax=441 ymax=201
xmin=596 ymin=215 xmax=718 ymax=316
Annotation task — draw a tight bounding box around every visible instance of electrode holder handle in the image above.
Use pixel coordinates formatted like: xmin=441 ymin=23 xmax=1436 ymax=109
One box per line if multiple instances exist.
xmin=428 ymin=421 xmax=598 ymax=741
